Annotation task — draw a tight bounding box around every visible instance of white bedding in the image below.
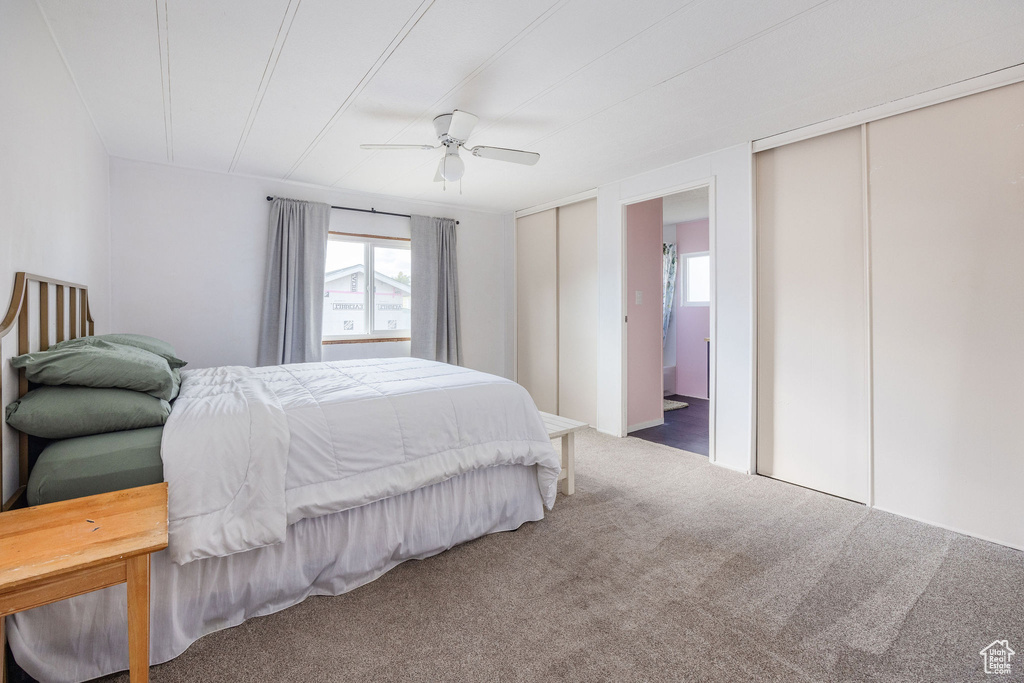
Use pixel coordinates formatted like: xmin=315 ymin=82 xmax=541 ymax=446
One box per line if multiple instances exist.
xmin=9 ymin=464 xmax=545 ymax=683
xmin=162 ymin=358 xmax=560 ymax=563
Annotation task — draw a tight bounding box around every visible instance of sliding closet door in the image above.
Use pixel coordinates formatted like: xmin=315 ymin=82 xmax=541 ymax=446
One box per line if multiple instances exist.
xmin=516 ymin=209 xmax=558 ymax=414
xmin=868 ymin=82 xmax=1024 ymax=547
xmin=557 ymin=199 xmax=598 ymax=425
xmin=756 ymin=127 xmax=869 ymax=503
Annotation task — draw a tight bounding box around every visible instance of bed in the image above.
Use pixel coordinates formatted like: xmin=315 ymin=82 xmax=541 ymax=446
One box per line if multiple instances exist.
xmin=0 ymin=273 xmax=560 ymax=682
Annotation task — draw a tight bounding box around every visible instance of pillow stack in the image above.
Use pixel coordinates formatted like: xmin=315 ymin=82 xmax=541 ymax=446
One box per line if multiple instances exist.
xmin=6 ymin=333 xmax=187 ymax=439
xmin=5 ymin=334 xmax=187 ymax=506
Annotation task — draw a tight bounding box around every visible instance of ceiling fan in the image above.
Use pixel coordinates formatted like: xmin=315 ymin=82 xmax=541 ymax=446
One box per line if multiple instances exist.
xmin=360 ymin=110 xmax=540 ymax=183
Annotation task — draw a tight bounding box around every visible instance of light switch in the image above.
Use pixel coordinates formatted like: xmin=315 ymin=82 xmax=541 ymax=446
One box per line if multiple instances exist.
xmin=635 ymin=290 xmax=643 ymax=305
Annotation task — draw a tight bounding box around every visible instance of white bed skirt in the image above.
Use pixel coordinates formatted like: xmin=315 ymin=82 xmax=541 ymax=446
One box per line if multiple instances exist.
xmin=8 ymin=464 xmax=545 ymax=683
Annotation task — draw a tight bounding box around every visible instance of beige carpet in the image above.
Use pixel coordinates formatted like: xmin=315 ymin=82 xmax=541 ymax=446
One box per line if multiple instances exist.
xmin=101 ymin=430 xmax=1023 ymax=682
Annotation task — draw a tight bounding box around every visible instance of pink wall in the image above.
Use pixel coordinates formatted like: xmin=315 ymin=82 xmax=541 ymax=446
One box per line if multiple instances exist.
xmin=674 ymin=219 xmax=710 ymax=399
xmin=626 ymin=197 xmax=664 ymax=429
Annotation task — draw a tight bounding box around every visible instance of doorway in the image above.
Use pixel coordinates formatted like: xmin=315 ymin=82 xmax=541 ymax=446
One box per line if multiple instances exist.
xmin=624 ymin=185 xmax=714 ymax=457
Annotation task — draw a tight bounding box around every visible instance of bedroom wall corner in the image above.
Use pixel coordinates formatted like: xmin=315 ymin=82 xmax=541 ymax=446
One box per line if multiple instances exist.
xmin=1 ymin=0 xmax=112 ymax=502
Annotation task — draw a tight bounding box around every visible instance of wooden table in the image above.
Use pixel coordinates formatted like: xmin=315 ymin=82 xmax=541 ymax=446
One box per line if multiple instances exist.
xmin=539 ymin=411 xmax=587 ymax=496
xmin=0 ymin=483 xmax=168 ymax=683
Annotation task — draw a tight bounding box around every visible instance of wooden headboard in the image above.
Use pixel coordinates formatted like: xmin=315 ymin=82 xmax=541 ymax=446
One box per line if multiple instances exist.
xmin=0 ymin=272 xmax=94 ymax=511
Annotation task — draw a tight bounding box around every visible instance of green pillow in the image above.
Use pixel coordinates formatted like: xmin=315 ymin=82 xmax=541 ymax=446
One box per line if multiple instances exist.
xmin=10 ymin=340 xmax=177 ymax=400
xmin=170 ymin=367 xmax=181 ymax=401
xmin=5 ymin=386 xmax=171 ymax=439
xmin=27 ymin=426 xmax=164 ymax=506
xmin=51 ymin=334 xmax=187 ymax=369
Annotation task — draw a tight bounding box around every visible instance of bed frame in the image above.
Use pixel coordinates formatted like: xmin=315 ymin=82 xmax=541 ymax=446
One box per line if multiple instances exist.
xmin=0 ymin=272 xmax=94 ymax=512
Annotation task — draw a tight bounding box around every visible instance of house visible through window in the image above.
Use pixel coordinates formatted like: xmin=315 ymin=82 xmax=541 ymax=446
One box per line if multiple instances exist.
xmin=683 ymin=252 xmax=710 ymax=306
xmin=323 ymin=235 xmax=411 ymax=341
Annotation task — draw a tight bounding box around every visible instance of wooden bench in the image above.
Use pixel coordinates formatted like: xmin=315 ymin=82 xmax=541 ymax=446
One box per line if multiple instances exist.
xmin=539 ymin=412 xmax=587 ymax=496
xmin=0 ymin=483 xmax=168 ymax=683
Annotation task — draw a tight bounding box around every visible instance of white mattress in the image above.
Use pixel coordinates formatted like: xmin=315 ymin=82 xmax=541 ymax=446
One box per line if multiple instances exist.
xmin=8 ymin=464 xmax=545 ymax=683
xmin=162 ymin=357 xmax=559 ymax=563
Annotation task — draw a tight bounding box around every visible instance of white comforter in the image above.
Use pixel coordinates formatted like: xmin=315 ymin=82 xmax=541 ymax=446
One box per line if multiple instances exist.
xmin=162 ymin=358 xmax=560 ymax=564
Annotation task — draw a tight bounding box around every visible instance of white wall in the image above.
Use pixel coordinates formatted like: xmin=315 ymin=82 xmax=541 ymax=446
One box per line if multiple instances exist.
xmin=1 ymin=1 xmax=111 ymax=501
xmin=596 ymin=143 xmax=754 ymax=474
xmin=109 ymin=159 xmax=511 ymax=377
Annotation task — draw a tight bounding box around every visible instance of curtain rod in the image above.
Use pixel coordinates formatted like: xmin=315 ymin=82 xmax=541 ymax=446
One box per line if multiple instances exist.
xmin=266 ymin=196 xmax=458 ymax=224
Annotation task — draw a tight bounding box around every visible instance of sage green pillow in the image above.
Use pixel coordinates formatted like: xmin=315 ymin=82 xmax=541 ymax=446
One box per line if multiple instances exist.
xmin=170 ymin=367 xmax=181 ymax=401
xmin=10 ymin=340 xmax=176 ymax=400
xmin=51 ymin=333 xmax=187 ymax=369
xmin=5 ymin=386 xmax=171 ymax=439
xmin=27 ymin=426 xmax=164 ymax=506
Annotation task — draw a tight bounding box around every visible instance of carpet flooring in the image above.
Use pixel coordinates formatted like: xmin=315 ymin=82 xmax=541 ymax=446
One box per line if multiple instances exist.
xmin=87 ymin=430 xmax=1022 ymax=682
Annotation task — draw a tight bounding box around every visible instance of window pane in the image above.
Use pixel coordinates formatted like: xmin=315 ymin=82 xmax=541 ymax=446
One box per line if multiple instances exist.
xmin=372 ymin=246 xmax=411 ymax=332
xmin=324 ymin=240 xmax=366 ymax=336
xmin=686 ymin=254 xmax=710 ymax=304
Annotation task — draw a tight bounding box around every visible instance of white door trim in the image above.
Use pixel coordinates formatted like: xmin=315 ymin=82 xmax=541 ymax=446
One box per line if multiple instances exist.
xmin=619 ymin=177 xmax=718 ymax=463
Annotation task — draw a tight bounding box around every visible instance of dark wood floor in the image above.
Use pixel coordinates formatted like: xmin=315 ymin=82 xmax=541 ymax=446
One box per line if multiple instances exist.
xmin=630 ymin=394 xmax=709 ymax=456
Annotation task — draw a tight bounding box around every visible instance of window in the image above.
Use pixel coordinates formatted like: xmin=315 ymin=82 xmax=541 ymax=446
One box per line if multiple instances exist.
xmin=683 ymin=252 xmax=710 ymax=306
xmin=323 ymin=234 xmax=411 ymax=341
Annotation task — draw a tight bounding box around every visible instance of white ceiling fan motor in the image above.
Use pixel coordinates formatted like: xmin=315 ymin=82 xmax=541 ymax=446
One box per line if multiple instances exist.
xmin=360 ymin=110 xmax=540 ymax=185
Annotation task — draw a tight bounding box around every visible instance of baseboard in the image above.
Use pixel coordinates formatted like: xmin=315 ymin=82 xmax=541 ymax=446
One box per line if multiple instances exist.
xmin=870 ymin=504 xmax=1024 ymax=552
xmin=627 ymin=418 xmax=664 ymax=432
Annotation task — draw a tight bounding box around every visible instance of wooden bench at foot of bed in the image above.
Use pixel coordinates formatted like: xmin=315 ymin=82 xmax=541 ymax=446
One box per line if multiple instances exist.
xmin=539 ymin=411 xmax=586 ymax=496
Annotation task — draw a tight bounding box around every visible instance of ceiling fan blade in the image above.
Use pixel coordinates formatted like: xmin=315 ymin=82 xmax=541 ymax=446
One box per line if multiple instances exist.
xmin=446 ymin=110 xmax=478 ymax=142
xmin=360 ymin=144 xmax=437 ymax=150
xmin=469 ymin=146 xmax=540 ymax=166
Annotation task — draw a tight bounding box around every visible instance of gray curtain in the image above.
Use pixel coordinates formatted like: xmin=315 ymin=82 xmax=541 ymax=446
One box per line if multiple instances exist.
xmin=410 ymin=215 xmax=462 ymax=365
xmin=257 ymin=198 xmax=331 ymax=366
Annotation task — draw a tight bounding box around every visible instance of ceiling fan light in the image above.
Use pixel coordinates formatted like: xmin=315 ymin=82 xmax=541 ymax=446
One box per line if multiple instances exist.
xmin=438 ymin=154 xmax=465 ymax=182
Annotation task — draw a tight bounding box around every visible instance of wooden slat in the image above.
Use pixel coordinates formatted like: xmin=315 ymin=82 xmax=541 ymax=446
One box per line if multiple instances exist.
xmin=0 ymin=562 xmax=125 ymax=617
xmin=19 ymin=273 xmax=88 ymax=290
xmin=68 ymin=287 xmax=77 ymax=339
xmin=0 ymin=273 xmax=27 ymax=336
xmin=80 ymin=289 xmax=87 ymax=337
xmin=55 ymin=285 xmax=65 ymax=342
xmin=17 ymin=289 xmax=29 ymax=490
xmin=1 ymin=488 xmax=26 ymax=513
xmin=38 ymin=282 xmax=49 ymax=351
xmin=0 ymin=484 xmax=167 ymax=593
xmin=17 ymin=288 xmax=28 ymax=358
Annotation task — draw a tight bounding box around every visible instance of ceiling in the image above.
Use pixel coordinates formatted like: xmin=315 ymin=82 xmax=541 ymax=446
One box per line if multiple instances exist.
xmin=36 ymin=0 xmax=1024 ymax=212
xmin=664 ymin=187 xmax=709 ymax=225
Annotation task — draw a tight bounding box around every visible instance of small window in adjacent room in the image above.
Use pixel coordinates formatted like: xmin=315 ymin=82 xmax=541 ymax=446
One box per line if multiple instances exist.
xmin=683 ymin=252 xmax=710 ymax=306
xmin=323 ymin=234 xmax=411 ymax=342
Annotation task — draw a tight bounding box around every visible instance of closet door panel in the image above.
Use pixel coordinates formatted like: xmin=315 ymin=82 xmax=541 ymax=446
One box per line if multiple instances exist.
xmin=557 ymin=199 xmax=598 ymax=425
xmin=756 ymin=126 xmax=869 ymax=503
xmin=868 ymin=81 xmax=1024 ymax=548
xmin=515 ymin=209 xmax=558 ymax=414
